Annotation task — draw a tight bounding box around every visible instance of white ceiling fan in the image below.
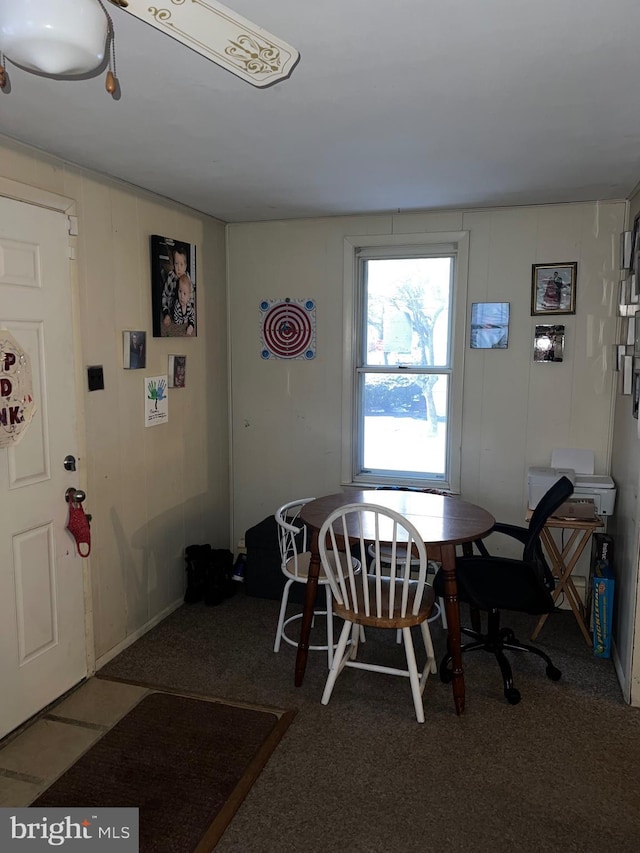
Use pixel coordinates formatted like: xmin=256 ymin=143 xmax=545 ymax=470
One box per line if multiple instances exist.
xmin=110 ymin=0 xmax=299 ymax=88
xmin=0 ymin=0 xmax=299 ymax=95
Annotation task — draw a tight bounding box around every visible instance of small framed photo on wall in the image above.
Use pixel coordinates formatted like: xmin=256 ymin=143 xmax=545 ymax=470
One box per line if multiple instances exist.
xmin=533 ymin=324 xmax=565 ymax=362
xmin=531 ymin=262 xmax=577 ymax=316
xmin=469 ymin=302 xmax=510 ymax=349
xmin=122 ymin=330 xmax=146 ymax=369
xmin=168 ymin=354 xmax=187 ymax=388
xmin=150 ymin=235 xmax=197 ymax=337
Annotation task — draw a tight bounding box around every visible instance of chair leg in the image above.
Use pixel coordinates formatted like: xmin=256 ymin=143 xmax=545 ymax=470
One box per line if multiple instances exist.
xmin=470 ymin=604 xmax=482 ymax=634
xmin=426 ymin=598 xmax=448 ymax=628
xmin=438 ymin=637 xmax=486 ymax=683
xmin=438 ymin=597 xmax=448 ymax=629
xmin=349 ymin=621 xmax=361 ymax=659
xmin=419 ymin=620 xmax=437 ymax=680
xmin=273 ymin=578 xmax=294 ymax=653
xmin=438 ymin=607 xmax=557 ymax=704
xmin=321 ymin=620 xmax=353 ymax=706
xmin=402 ymin=627 xmax=425 ymax=723
xmin=502 ymin=638 xmax=555 ymax=669
xmin=493 ymin=647 xmax=520 ymax=705
xmin=324 ymin=584 xmax=334 ymax=669
xmin=426 ymin=564 xmax=447 ymax=629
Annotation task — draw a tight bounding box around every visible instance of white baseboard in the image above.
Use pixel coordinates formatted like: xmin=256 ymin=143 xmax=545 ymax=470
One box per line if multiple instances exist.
xmin=94 ymin=597 xmax=184 ymax=671
xmin=611 ymin=640 xmax=630 ymax=703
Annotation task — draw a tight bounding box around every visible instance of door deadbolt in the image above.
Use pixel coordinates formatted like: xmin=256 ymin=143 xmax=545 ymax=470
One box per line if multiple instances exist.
xmin=63 ymin=455 xmax=77 ymax=472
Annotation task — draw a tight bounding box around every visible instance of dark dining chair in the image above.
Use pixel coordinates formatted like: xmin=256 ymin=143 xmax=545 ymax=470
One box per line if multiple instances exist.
xmin=434 ymin=476 xmax=575 ymax=705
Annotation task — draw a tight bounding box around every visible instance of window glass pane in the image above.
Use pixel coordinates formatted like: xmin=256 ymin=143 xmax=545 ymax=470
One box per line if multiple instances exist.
xmin=364 ymin=257 xmax=452 ymax=367
xmin=362 ymin=374 xmax=449 ymax=477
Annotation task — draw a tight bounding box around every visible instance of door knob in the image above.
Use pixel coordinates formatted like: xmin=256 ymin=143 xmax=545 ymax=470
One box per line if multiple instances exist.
xmin=65 ymin=487 xmax=86 ymax=504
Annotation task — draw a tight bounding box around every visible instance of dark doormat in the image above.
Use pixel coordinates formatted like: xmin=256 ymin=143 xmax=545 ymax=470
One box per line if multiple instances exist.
xmin=32 ymin=687 xmax=296 ymax=852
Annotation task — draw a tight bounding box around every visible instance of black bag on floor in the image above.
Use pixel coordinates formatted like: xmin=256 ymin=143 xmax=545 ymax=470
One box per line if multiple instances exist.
xmin=184 ymin=545 xmax=235 ymax=605
xmin=205 ymin=547 xmax=235 ymax=605
xmin=244 ymin=515 xmax=304 ymax=604
xmin=184 ymin=544 xmax=208 ymax=604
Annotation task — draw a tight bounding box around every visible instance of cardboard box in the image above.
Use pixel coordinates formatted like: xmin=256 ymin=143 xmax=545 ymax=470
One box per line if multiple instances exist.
xmin=591 ymin=532 xmax=614 ymax=568
xmin=591 ymin=533 xmax=614 ymax=658
xmin=552 ymin=499 xmax=597 ymax=521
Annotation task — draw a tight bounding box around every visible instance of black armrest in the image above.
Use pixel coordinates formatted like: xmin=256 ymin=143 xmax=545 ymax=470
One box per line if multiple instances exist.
xmin=491 ymin=522 xmax=530 ymax=545
xmin=469 ymin=521 xmax=530 ymax=558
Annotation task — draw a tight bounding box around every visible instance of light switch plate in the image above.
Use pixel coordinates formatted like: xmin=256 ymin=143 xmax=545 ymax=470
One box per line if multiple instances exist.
xmin=87 ymin=365 xmax=104 ymax=391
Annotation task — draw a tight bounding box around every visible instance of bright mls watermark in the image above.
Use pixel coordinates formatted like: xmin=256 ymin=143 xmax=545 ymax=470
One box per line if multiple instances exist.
xmin=0 ymin=808 xmax=138 ymax=850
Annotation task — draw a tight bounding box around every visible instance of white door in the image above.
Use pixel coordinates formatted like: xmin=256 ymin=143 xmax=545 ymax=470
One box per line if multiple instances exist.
xmin=0 ymin=196 xmax=87 ymax=740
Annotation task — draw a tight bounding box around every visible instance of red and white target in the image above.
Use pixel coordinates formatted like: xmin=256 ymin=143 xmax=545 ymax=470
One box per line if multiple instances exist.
xmin=260 ymin=299 xmax=316 ymax=359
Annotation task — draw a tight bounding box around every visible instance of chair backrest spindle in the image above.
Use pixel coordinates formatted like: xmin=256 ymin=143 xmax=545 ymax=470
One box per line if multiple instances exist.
xmin=275 ymin=497 xmax=316 ymax=579
xmin=319 ymin=503 xmax=428 ymax=623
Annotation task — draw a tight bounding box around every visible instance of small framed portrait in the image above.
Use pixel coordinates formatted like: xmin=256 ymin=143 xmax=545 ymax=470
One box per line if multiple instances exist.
xmin=470 ymin=302 xmax=510 ymax=349
xmin=531 ymin=262 xmax=577 ymax=316
xmin=150 ymin=235 xmax=197 ymax=337
xmin=168 ymin=354 xmax=187 ymax=388
xmin=533 ymin=324 xmax=565 ymax=362
xmin=123 ymin=330 xmax=146 ymax=369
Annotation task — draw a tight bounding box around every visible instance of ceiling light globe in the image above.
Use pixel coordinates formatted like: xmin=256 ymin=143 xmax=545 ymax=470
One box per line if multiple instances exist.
xmin=0 ymin=0 xmax=108 ymax=76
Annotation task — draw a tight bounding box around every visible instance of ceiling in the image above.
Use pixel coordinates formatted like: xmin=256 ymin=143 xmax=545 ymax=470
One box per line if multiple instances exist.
xmin=1 ymin=1 xmax=640 ymax=223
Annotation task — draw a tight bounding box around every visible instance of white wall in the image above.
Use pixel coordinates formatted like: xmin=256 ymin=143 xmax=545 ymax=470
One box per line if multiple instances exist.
xmin=227 ymin=202 xmax=626 ymax=631
xmin=3 ymin=128 xmax=629 ymax=692
xmin=610 ymin=193 xmax=640 ymax=704
xmin=0 ymin=135 xmax=230 ymax=664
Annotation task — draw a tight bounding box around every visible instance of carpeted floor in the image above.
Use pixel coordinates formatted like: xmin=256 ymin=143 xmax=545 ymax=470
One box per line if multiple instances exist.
xmin=99 ymin=590 xmax=640 ymax=852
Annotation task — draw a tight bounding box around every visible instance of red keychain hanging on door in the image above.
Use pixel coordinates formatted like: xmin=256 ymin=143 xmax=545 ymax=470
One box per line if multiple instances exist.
xmin=65 ymin=488 xmax=91 ymax=557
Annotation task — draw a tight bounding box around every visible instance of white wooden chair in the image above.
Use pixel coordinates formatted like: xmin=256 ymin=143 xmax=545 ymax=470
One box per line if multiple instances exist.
xmin=274 ymin=498 xmax=361 ymax=669
xmin=368 ymin=545 xmax=447 ymax=630
xmin=368 ymin=486 xmax=449 ymax=631
xmin=319 ymin=502 xmax=437 ymax=723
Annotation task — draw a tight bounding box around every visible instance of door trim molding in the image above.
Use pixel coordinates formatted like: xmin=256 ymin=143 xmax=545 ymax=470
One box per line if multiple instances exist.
xmin=0 ymin=176 xmax=76 ymax=216
xmin=0 ymin=178 xmax=94 ymax=677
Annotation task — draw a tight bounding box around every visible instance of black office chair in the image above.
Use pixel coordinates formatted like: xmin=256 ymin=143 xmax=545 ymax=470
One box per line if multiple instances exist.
xmin=434 ymin=476 xmax=574 ymax=705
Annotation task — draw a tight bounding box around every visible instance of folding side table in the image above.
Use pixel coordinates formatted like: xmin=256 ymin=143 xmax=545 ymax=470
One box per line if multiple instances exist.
xmin=528 ymin=511 xmax=604 ymax=647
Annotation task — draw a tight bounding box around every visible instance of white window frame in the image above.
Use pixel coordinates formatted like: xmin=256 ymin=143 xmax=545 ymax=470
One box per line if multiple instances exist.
xmin=341 ymin=231 xmax=469 ymax=492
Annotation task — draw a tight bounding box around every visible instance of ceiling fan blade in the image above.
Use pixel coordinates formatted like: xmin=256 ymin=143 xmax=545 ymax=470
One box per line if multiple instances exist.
xmin=111 ymin=0 xmax=299 ymax=88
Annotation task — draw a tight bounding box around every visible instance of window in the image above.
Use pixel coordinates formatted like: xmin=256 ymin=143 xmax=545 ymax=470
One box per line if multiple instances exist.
xmin=342 ymin=232 xmax=468 ymax=491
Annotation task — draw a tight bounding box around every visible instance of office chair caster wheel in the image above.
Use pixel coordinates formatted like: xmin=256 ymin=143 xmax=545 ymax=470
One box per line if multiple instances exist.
xmin=504 ymin=687 xmax=521 ymax=705
xmin=546 ymin=664 xmax=561 ymax=681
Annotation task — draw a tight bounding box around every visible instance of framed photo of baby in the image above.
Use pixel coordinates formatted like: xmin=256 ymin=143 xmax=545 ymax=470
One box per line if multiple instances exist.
xmin=150 ymin=235 xmax=197 ymax=337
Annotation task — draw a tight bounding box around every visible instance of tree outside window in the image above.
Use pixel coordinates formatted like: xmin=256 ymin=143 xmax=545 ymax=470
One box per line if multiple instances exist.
xmin=357 ymin=255 xmax=454 ymax=482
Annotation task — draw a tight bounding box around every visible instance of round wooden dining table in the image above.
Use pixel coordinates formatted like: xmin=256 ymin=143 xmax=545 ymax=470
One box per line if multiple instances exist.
xmin=297 ymin=489 xmax=495 ymax=715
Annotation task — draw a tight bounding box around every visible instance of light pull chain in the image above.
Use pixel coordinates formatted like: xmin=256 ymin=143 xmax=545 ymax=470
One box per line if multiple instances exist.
xmin=98 ymin=0 xmax=119 ymax=95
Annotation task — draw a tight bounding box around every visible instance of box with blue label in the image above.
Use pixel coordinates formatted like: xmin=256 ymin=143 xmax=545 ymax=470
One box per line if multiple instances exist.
xmin=591 ymin=533 xmax=614 ymax=658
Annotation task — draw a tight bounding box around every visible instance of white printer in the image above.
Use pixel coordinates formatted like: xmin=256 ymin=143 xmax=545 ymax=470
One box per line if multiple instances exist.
xmin=527 ymin=449 xmax=616 ymax=516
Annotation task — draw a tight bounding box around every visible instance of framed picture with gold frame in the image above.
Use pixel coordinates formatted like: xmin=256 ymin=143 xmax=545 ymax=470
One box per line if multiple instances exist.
xmin=531 ymin=262 xmax=577 ymax=316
